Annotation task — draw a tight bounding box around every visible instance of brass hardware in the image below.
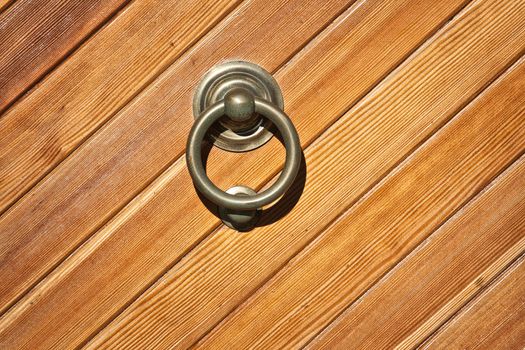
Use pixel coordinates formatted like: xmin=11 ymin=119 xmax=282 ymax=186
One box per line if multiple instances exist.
xmin=187 ymin=61 xmax=300 ymax=231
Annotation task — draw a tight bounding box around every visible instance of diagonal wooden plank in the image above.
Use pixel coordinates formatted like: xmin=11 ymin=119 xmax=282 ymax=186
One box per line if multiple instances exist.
xmin=0 ymin=0 xmax=473 ymax=348
xmin=423 ymin=255 xmax=525 ymax=349
xmin=307 ymin=156 xmax=525 ymax=348
xmin=78 ymin=0 xmax=525 ymax=348
xmin=197 ymin=55 xmax=525 ymax=349
xmin=0 ymin=0 xmax=132 ymax=114
xmin=0 ymin=0 xmax=355 ymax=315
xmin=0 ymin=0 xmax=243 ymax=213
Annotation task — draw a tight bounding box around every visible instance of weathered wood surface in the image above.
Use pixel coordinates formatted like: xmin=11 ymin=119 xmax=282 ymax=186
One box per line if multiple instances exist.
xmin=2 ymin=0 xmax=474 ymax=347
xmin=309 ymin=156 xmax=525 ymax=348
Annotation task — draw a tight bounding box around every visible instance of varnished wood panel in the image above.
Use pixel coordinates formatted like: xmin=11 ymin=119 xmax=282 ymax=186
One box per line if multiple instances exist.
xmin=0 ymin=0 xmax=355 ymax=317
xmin=424 ymin=256 xmax=525 ymax=349
xmin=0 ymin=0 xmax=480 ymax=347
xmin=0 ymin=0 xmax=130 ymax=112
xmin=0 ymin=0 xmax=360 ymax=347
xmin=197 ymin=56 xmax=525 ymax=349
xmin=0 ymin=0 xmax=241 ymax=213
xmin=78 ymin=0 xmax=525 ymax=347
xmin=0 ymin=0 xmax=523 ymax=348
xmin=308 ymin=157 xmax=525 ymax=348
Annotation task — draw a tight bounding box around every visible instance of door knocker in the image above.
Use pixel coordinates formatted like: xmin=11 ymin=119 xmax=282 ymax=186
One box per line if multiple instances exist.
xmin=187 ymin=61 xmax=301 ymax=231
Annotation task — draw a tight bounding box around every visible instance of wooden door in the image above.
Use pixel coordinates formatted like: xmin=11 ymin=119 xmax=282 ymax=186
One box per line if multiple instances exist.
xmin=0 ymin=0 xmax=524 ymax=348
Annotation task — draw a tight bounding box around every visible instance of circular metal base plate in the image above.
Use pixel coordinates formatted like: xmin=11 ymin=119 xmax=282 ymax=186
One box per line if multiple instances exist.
xmin=193 ymin=61 xmax=283 ymax=152
xmin=219 ymin=186 xmax=261 ymax=231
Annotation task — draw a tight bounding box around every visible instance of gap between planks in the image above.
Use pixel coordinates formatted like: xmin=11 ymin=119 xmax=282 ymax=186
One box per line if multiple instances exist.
xmin=0 ymin=0 xmax=14 ymax=14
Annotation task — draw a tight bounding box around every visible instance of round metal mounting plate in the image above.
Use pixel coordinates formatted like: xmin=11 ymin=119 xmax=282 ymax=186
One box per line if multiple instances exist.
xmin=219 ymin=185 xmax=261 ymax=231
xmin=193 ymin=61 xmax=283 ymax=152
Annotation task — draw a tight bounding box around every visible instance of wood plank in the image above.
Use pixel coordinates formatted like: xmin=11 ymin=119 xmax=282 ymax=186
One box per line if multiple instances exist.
xmin=197 ymin=56 xmax=525 ymax=349
xmin=76 ymin=0 xmax=525 ymax=348
xmin=423 ymin=256 xmax=525 ymax=349
xmin=0 ymin=0 xmax=242 ymax=213
xmin=0 ymin=0 xmax=474 ymax=348
xmin=0 ymin=0 xmax=357 ymax=316
xmin=307 ymin=162 xmax=525 ymax=348
xmin=0 ymin=0 xmax=130 ymax=112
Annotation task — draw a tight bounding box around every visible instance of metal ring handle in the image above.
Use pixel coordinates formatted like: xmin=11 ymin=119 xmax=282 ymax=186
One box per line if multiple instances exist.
xmin=186 ymin=96 xmax=301 ymax=211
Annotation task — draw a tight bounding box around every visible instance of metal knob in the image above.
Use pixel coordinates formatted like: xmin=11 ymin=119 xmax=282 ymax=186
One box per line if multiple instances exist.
xmin=187 ymin=61 xmax=301 ymax=230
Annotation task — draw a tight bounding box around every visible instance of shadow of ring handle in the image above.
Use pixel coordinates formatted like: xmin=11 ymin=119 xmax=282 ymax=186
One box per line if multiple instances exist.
xmin=186 ymin=96 xmax=301 ymax=211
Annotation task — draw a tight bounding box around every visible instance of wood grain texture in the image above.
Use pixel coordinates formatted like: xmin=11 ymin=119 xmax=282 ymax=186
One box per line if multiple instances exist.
xmin=423 ymin=256 xmax=525 ymax=349
xmin=198 ymin=56 xmax=525 ymax=349
xmin=0 ymin=0 xmax=355 ymax=315
xmin=308 ymin=157 xmax=525 ymax=348
xmin=0 ymin=0 xmax=523 ymax=347
xmin=0 ymin=0 xmax=241 ymax=213
xmin=0 ymin=0 xmax=14 ymax=13
xmin=0 ymin=0 xmax=130 ymax=112
xmin=0 ymin=0 xmax=246 ymax=311
xmin=0 ymin=0 xmax=357 ymax=346
xmin=84 ymin=1 xmax=525 ymax=348
xmin=0 ymin=0 xmax=475 ymax=348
